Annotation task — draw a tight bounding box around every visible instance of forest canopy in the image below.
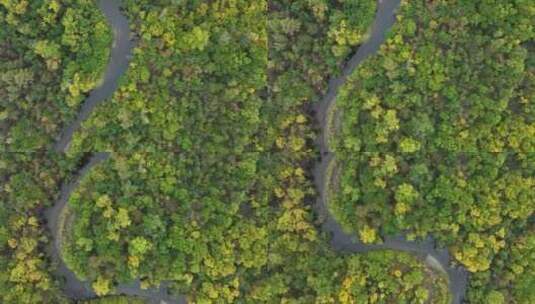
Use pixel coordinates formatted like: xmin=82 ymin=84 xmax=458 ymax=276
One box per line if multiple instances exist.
xmin=0 ymin=0 xmax=111 ymax=151
xmin=329 ymin=0 xmax=534 ymax=302
xmin=0 ymin=0 xmax=533 ymax=303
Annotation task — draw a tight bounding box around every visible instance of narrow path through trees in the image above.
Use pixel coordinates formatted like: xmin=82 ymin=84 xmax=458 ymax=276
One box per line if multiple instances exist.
xmin=54 ymin=0 xmax=134 ymax=153
xmin=313 ymin=0 xmax=469 ymax=303
xmin=45 ymin=153 xmax=109 ymax=299
xmin=46 ymin=1 xmax=185 ymax=303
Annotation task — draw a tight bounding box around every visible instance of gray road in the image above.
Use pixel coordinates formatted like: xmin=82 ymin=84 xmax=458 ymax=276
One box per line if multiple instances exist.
xmin=45 ymin=153 xmax=109 ymax=299
xmin=54 ymin=0 xmax=134 ymax=153
xmin=46 ymin=0 xmax=185 ymax=302
xmin=313 ymin=1 xmax=469 ymax=303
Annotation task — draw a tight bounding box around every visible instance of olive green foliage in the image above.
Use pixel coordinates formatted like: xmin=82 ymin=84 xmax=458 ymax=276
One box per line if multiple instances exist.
xmin=0 ymin=152 xmax=81 ymax=303
xmin=0 ymin=0 xmax=111 ymax=302
xmin=65 ymin=2 xmax=268 ymax=301
xmin=70 ymin=0 xmax=266 ymax=153
xmin=329 ymin=0 xmax=534 ymax=302
xmin=80 ymin=295 xmax=145 ymax=304
xmin=60 ymin=0 xmax=450 ymax=302
xmin=2 ymin=0 xmax=532 ymax=303
xmin=466 ymin=229 xmax=535 ymax=303
xmin=59 ymin=0 xmax=447 ymax=302
xmin=0 ymin=0 xmax=111 ymax=150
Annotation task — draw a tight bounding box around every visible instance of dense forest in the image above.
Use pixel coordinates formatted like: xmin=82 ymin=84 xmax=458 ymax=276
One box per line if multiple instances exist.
xmin=62 ymin=0 xmax=448 ymax=302
xmin=0 ymin=0 xmax=533 ymax=303
xmin=329 ymin=0 xmax=534 ymax=303
xmin=80 ymin=295 xmax=145 ymax=303
xmin=0 ymin=0 xmax=111 ymax=151
xmin=0 ymin=151 xmax=83 ymax=303
xmin=0 ymin=0 xmax=110 ymax=301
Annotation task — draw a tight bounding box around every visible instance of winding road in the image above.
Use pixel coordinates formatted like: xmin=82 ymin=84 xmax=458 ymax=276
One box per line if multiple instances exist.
xmin=45 ymin=153 xmax=109 ymax=299
xmin=54 ymin=0 xmax=134 ymax=153
xmin=313 ymin=0 xmax=469 ymax=303
xmin=46 ymin=1 xmax=185 ymax=303
xmin=47 ymin=0 xmax=468 ymax=303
